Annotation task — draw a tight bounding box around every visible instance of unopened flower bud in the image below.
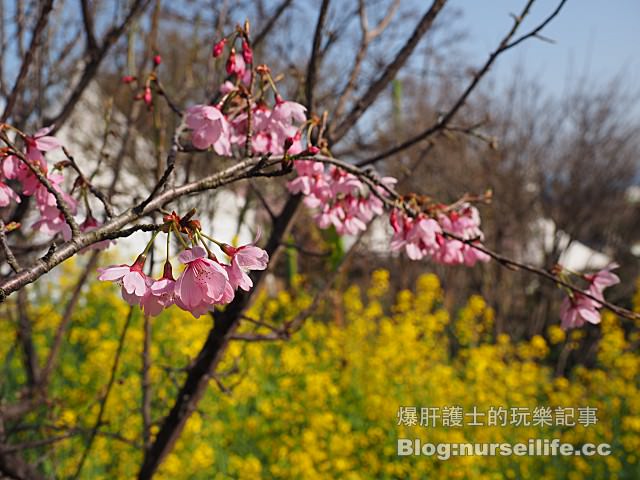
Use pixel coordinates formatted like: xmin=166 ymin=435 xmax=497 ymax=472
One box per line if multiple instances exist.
xmin=121 ymin=75 xmax=136 ymax=84
xmin=389 ymin=209 xmax=400 ymax=233
xmin=162 ymin=261 xmax=174 ymax=280
xmin=242 ymin=40 xmax=253 ymax=64
xmin=143 ymin=87 xmax=153 ymax=105
xmin=256 ymin=64 xmax=270 ymax=76
xmin=283 ymin=137 xmax=294 ymax=152
xmin=212 ymin=38 xmax=227 ymax=58
xmin=153 ymin=55 xmax=162 ymax=66
xmin=305 ymin=146 xmax=320 ymax=156
xmin=220 ymin=243 xmax=237 ymax=257
xmin=226 ymin=49 xmax=237 ymax=75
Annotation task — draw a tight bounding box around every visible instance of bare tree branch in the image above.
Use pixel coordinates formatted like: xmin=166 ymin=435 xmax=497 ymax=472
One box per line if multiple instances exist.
xmin=0 ymin=220 xmax=20 ymax=273
xmin=305 ymin=0 xmax=332 ymax=113
xmin=357 ymin=0 xmax=568 ymax=167
xmin=331 ymin=0 xmax=448 ymax=142
xmin=46 ymin=0 xmax=154 ymax=131
xmin=253 ymin=0 xmax=294 ymax=48
xmin=79 ymin=0 xmax=99 ymax=53
xmin=0 ymin=0 xmax=54 ymax=123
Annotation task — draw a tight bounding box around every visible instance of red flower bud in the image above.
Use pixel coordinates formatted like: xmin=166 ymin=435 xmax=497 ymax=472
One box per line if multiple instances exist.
xmin=242 ymin=40 xmax=253 ymax=64
xmin=226 ymin=49 xmax=236 ymax=75
xmin=305 ymin=146 xmax=320 ymax=155
xmin=212 ymin=38 xmax=227 ymax=58
xmin=389 ymin=209 xmax=400 ymax=233
xmin=143 ymin=87 xmax=152 ymax=105
xmin=256 ymin=64 xmax=270 ymax=76
xmin=121 ymin=75 xmax=136 ymax=84
xmin=220 ymin=243 xmax=237 ymax=257
xmin=162 ymin=261 xmax=174 ymax=281
xmin=153 ymin=55 xmax=162 ymax=66
xmin=283 ymin=137 xmax=294 ymax=151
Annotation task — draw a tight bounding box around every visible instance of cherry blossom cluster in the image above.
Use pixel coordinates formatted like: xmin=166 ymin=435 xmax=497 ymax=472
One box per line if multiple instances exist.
xmin=97 ymin=212 xmax=268 ymax=318
xmin=184 ymin=97 xmax=307 ymax=157
xmin=0 ymin=127 xmax=109 ymax=249
xmin=284 ymin=152 xmax=493 ymax=266
xmin=287 ymin=160 xmax=396 ymax=235
xmin=559 ymin=264 xmax=620 ymax=330
xmin=390 ymin=205 xmax=491 ymax=266
xmin=181 ymin=32 xmax=308 ymax=157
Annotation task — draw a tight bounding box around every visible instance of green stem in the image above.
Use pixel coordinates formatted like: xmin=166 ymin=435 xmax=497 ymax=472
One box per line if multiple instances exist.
xmin=142 ymin=231 xmax=160 ymax=256
xmin=199 ymin=231 xmax=224 ymax=248
xmin=171 ymin=224 xmax=189 ymax=249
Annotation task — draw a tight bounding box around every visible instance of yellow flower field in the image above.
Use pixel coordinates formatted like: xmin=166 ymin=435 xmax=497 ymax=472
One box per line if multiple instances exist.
xmin=2 ymin=264 xmax=639 ymax=479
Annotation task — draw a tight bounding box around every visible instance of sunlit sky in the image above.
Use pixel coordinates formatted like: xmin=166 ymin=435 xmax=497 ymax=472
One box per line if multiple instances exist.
xmin=452 ymin=0 xmax=640 ymax=100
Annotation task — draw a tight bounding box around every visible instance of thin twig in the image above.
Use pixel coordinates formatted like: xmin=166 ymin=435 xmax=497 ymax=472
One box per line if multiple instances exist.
xmin=305 ymin=0 xmax=332 ymax=113
xmin=0 ymin=220 xmax=20 ymax=273
xmin=331 ymin=0 xmax=448 ymax=142
xmin=72 ymin=307 xmax=134 ymax=479
xmin=16 ymin=289 xmax=38 ymax=387
xmin=333 ymin=0 xmax=400 ymax=119
xmin=62 ymin=147 xmax=114 ymax=218
xmin=253 ymin=0 xmax=294 ymax=48
xmin=133 ymin=124 xmax=185 ymax=215
xmin=0 ymin=0 xmax=54 ymax=122
xmin=357 ymin=0 xmax=569 ymax=167
xmin=39 ymin=251 xmax=101 ymax=388
xmin=80 ymin=0 xmax=99 ymax=53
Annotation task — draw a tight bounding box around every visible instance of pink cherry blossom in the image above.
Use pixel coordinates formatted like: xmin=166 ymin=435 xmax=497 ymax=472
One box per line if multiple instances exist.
xmin=314 ymin=203 xmax=345 ymax=231
xmin=2 ymin=152 xmax=44 ymax=194
xmin=226 ymin=53 xmax=251 ymax=84
xmin=230 ymin=102 xmax=306 ymax=155
xmin=389 ymin=206 xmax=489 ymax=266
xmin=436 ymin=206 xmax=490 ymax=266
xmin=2 ymin=155 xmax=23 ymax=180
xmin=272 ymin=98 xmax=307 ymax=125
xmin=26 ymin=127 xmax=63 ymax=153
xmin=98 ymin=261 xmax=149 ymax=306
xmin=390 ymin=212 xmax=441 ymax=260
xmin=558 ymin=264 xmax=620 ymax=329
xmin=433 ymin=235 xmax=465 ymax=265
xmin=0 ymin=181 xmax=20 ymax=207
xmin=185 ymin=105 xmax=232 ymax=155
xmin=560 ymin=294 xmax=601 ymax=330
xmin=141 ymin=263 xmax=176 ymax=316
xmin=24 ymin=127 xmax=62 ymax=167
xmin=30 ymin=173 xmax=78 ymax=240
xmin=289 ymin=161 xmax=396 ymax=236
xmin=287 ymin=161 xmax=329 ymax=200
xmin=174 ymin=246 xmax=231 ymax=313
xmin=32 ymin=207 xmax=73 ymax=241
xmin=219 ymin=80 xmax=236 ymax=95
xmin=223 ymin=239 xmax=269 ymax=291
xmin=585 ymin=263 xmax=620 ymax=300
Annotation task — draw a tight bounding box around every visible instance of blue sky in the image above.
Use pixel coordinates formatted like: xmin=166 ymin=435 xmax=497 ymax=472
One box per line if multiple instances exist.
xmin=451 ymin=0 xmax=640 ymax=99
